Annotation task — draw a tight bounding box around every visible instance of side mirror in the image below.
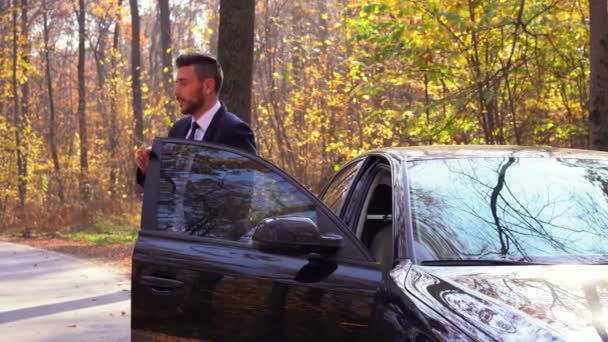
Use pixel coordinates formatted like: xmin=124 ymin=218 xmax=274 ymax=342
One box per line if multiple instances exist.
xmin=251 ymin=216 xmax=343 ymax=255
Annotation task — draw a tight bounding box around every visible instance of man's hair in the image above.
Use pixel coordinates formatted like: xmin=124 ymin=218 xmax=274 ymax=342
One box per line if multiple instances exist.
xmin=175 ymin=53 xmax=223 ymax=93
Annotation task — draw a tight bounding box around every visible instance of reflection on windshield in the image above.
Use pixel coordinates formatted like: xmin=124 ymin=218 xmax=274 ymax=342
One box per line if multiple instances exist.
xmin=408 ymin=157 xmax=608 ymax=263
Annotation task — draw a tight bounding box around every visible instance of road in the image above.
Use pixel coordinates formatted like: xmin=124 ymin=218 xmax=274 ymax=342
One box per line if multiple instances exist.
xmin=0 ymin=241 xmax=130 ymax=341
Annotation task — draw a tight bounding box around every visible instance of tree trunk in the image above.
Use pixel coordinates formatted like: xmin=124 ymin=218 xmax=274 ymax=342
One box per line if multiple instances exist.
xmin=130 ymin=0 xmax=144 ymax=146
xmin=589 ymin=0 xmax=608 ymax=151
xmin=94 ymin=21 xmax=108 ymax=128
xmin=218 ymin=0 xmax=255 ymax=124
xmin=316 ymin=0 xmax=332 ymax=188
xmin=159 ymin=0 xmax=174 ymax=120
xmin=12 ymin=0 xmax=26 ymax=229
xmin=20 ymin=0 xmax=29 ymax=202
xmin=148 ymin=14 xmax=159 ymax=87
xmin=77 ymin=0 xmax=89 ymax=201
xmin=208 ymin=0 xmax=220 ymax=56
xmin=109 ymin=0 xmax=122 ymax=198
xmin=468 ymin=0 xmax=493 ymax=144
xmin=43 ymin=0 xmax=64 ymax=202
xmin=0 ymin=1 xmax=5 ymax=121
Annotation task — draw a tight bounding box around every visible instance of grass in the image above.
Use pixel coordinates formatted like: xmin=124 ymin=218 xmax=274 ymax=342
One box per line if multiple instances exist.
xmin=57 ymin=210 xmax=140 ymax=245
xmin=0 ymin=227 xmax=138 ymax=246
xmin=58 ymin=229 xmax=138 ymax=245
xmin=58 ymin=212 xmax=139 ymax=245
xmin=1 ymin=202 xmax=141 ymax=247
xmin=47 ymin=211 xmax=139 ymax=246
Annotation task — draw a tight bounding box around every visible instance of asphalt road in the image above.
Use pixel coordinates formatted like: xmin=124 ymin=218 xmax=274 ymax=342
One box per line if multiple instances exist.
xmin=0 ymin=241 xmax=131 ymax=341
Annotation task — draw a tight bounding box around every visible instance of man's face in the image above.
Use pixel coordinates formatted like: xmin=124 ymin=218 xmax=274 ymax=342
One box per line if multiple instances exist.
xmin=174 ymin=65 xmax=205 ymax=115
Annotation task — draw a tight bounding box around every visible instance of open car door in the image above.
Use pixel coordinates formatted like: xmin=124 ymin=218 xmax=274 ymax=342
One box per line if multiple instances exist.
xmin=131 ymin=138 xmax=382 ymax=341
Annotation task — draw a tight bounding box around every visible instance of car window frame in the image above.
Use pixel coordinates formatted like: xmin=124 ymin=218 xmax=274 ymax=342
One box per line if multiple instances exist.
xmin=346 ymin=152 xmax=415 ymax=265
xmin=352 ymin=164 xmax=392 ymax=239
xmin=337 ymin=161 xmax=393 ymax=264
xmin=141 ymin=137 xmax=376 ymax=263
xmin=318 ymin=158 xmax=367 ymax=217
xmin=340 ymin=159 xmax=380 ymax=229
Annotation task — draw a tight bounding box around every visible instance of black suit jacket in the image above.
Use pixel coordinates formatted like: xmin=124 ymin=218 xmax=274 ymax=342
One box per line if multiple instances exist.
xmin=137 ymin=104 xmax=257 ymax=187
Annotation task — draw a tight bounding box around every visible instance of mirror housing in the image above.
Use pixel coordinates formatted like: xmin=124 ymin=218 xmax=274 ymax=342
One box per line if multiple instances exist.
xmin=251 ymin=216 xmax=342 ymax=255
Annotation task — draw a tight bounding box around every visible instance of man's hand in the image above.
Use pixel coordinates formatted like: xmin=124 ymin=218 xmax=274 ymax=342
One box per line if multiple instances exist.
xmin=135 ymin=145 xmax=152 ymax=173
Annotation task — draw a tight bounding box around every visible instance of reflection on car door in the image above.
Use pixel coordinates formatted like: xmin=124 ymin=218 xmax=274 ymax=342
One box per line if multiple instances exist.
xmin=132 ymin=138 xmax=382 ymax=341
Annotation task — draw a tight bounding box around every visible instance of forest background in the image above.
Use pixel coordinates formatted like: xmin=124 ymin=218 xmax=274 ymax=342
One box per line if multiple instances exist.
xmin=1 ymin=0 xmax=607 ymax=240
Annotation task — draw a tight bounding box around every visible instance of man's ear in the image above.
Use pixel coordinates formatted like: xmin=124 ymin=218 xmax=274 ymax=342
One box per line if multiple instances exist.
xmin=204 ymin=78 xmax=215 ymax=95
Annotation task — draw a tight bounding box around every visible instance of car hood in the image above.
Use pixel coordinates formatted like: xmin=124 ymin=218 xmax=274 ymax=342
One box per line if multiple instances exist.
xmin=402 ymin=264 xmax=608 ymax=341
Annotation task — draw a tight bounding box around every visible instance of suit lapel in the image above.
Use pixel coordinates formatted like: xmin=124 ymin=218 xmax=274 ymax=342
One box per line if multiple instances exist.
xmin=202 ymin=105 xmax=225 ymax=143
xmin=181 ymin=116 xmax=192 ymax=139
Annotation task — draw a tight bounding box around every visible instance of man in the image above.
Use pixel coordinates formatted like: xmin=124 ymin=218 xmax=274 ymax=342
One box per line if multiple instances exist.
xmin=135 ymin=53 xmax=256 ymax=186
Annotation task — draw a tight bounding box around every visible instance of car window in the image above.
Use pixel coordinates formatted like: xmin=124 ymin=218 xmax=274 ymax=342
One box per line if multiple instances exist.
xmin=321 ymin=160 xmax=363 ymax=215
xmin=154 ymin=142 xmax=316 ymax=242
xmin=408 ymin=157 xmax=608 ymax=264
xmin=148 ymin=141 xmax=366 ymax=260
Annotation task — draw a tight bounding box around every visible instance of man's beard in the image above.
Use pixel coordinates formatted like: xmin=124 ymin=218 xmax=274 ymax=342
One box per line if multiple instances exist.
xmin=179 ymin=95 xmax=205 ymax=115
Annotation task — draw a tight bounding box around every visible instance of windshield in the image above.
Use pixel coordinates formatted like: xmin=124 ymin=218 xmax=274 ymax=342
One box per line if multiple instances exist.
xmin=408 ymin=157 xmax=608 ymax=264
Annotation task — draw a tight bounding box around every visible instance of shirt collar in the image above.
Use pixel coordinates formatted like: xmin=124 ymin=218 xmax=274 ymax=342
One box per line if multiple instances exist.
xmin=192 ymin=101 xmax=221 ymax=132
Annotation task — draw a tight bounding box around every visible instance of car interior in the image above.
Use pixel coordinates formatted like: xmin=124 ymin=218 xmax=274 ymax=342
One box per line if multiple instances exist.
xmin=356 ymin=168 xmax=393 ymax=271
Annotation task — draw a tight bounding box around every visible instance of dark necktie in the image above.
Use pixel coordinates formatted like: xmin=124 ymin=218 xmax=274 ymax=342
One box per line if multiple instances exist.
xmin=188 ymin=121 xmax=201 ymax=140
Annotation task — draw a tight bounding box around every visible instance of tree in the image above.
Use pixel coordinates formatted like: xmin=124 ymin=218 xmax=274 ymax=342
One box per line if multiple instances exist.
xmin=19 ymin=0 xmax=29 ymax=212
xmin=129 ymin=0 xmax=144 ymax=146
xmin=77 ymin=0 xmax=89 ymax=201
xmin=158 ymin=0 xmax=173 ymax=120
xmin=590 ymin=0 xmax=608 ymax=151
xmin=90 ymin=4 xmax=112 ymax=150
xmin=207 ymin=0 xmax=220 ymax=56
xmin=109 ymin=0 xmax=122 ymax=198
xmin=12 ymin=0 xmax=26 ymax=226
xmin=43 ymin=0 xmax=64 ymax=201
xmin=0 ymin=0 xmax=597 ymax=234
xmin=218 ymin=0 xmax=255 ymax=124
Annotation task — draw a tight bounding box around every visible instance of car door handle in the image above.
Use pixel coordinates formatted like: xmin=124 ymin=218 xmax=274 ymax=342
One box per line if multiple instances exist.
xmin=141 ymin=275 xmax=184 ymax=290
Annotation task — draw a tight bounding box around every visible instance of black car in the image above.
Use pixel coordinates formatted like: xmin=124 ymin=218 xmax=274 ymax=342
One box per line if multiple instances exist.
xmin=132 ymin=138 xmax=608 ymax=341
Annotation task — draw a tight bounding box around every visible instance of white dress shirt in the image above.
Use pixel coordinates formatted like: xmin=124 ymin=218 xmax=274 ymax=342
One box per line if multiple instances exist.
xmin=186 ymin=101 xmax=221 ymax=140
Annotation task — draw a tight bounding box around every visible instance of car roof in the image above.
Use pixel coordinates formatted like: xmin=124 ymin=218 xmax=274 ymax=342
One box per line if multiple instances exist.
xmin=365 ymin=145 xmax=608 ymax=161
